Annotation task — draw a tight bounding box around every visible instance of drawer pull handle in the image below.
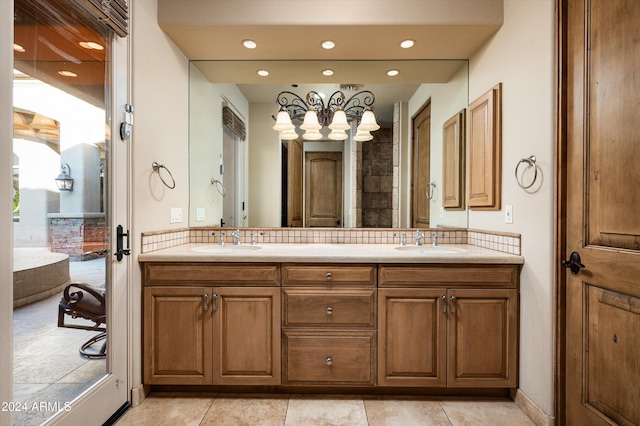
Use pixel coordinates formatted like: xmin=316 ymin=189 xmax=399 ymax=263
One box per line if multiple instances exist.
xmin=441 ymin=295 xmax=447 ymax=313
xmin=204 ymin=294 xmax=209 ymax=311
xmin=213 ymin=294 xmax=219 ymax=312
xmin=326 ymin=306 xmax=333 ymax=315
xmin=450 ymin=295 xmax=456 ymax=313
xmin=326 ymin=357 xmax=333 ymax=366
xmin=326 ymin=272 xmax=332 ymax=280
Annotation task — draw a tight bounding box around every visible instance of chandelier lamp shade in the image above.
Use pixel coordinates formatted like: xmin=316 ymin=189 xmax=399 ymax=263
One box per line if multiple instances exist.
xmin=273 ymin=90 xmax=380 ymax=141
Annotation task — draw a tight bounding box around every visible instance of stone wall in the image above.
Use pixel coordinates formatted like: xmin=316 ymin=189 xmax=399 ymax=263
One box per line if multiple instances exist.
xmin=48 ymin=213 xmax=106 ymax=261
xmin=362 ymin=128 xmax=393 ymax=227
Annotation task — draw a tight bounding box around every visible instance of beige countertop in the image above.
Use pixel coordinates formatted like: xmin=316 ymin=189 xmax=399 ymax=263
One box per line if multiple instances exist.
xmin=137 ymin=243 xmax=524 ymax=264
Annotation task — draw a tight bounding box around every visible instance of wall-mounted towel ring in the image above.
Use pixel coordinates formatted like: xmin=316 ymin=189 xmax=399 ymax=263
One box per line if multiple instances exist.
xmin=515 ymin=155 xmax=538 ymax=189
xmin=151 ymin=162 xmax=176 ymax=189
xmin=426 ymin=181 xmax=436 ymax=200
xmin=211 ymin=178 xmax=227 ymax=197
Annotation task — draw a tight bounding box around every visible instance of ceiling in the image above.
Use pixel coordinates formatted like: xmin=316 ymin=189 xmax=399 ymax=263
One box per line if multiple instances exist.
xmin=164 ymin=0 xmax=500 ymax=123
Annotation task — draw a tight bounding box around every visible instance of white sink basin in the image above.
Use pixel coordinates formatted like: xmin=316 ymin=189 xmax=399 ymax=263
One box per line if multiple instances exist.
xmin=192 ymin=245 xmax=262 ymax=253
xmin=395 ymin=245 xmax=466 ymax=255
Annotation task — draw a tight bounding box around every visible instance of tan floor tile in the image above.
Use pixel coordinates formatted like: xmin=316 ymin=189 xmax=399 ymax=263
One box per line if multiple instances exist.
xmin=364 ymin=396 xmax=452 ymax=426
xmin=200 ymin=394 xmax=289 ymax=425
xmin=438 ymin=398 xmax=535 ymax=426
xmin=116 ymin=395 xmax=213 ymax=426
xmin=285 ymin=395 xmax=368 ymax=426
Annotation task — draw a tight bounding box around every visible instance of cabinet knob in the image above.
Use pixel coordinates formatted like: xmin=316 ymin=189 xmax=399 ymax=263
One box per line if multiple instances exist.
xmin=326 ymin=272 xmax=332 ymax=280
xmin=326 ymin=306 xmax=333 ymax=315
xmin=326 ymin=356 xmax=333 ymax=366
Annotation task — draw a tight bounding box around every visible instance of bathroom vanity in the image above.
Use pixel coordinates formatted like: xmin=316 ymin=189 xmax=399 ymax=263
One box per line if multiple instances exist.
xmin=139 ymin=241 xmax=522 ymax=394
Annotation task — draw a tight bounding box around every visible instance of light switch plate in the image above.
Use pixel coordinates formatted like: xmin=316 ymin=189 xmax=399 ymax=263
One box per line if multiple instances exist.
xmin=505 ymin=205 xmax=513 ymax=224
xmin=196 ymin=208 xmax=205 ymax=222
xmin=440 ymin=207 xmax=445 ymax=219
xmin=170 ymin=207 xmax=183 ymax=223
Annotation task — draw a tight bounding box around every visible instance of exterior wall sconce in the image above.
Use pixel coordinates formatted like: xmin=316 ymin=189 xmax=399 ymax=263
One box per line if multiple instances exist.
xmin=55 ymin=163 xmax=74 ymax=191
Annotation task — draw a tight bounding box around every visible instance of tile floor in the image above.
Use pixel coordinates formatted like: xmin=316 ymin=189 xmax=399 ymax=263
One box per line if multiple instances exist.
xmin=116 ymin=393 xmax=536 ymax=426
xmin=13 ymin=257 xmax=106 ymax=426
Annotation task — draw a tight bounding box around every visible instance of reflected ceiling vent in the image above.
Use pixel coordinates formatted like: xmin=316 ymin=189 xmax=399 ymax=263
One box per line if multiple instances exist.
xmin=339 ymin=84 xmax=363 ymax=91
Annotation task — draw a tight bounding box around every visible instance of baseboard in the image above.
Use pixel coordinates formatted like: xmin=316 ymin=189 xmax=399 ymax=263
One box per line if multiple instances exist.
xmin=512 ymin=389 xmax=556 ymax=426
xmin=130 ymin=384 xmax=149 ymax=408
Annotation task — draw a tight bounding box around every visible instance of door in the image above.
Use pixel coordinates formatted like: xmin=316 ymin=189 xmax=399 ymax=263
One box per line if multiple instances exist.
xmin=378 ymin=288 xmax=447 ymax=387
xmin=447 ymin=289 xmax=517 ymax=388
xmin=562 ymin=0 xmax=640 ymax=424
xmin=213 ymin=287 xmax=281 ymax=385
xmin=144 ymin=286 xmax=213 ymax=385
xmin=10 ymin=1 xmax=130 ymax=424
xmin=287 ymin=139 xmax=303 ymax=227
xmin=412 ymin=101 xmax=431 ymax=228
xmin=305 ymin=151 xmax=343 ymax=227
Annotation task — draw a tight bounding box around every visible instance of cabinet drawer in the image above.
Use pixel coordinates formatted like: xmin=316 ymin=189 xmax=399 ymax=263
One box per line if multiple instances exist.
xmin=282 ymin=264 xmax=376 ymax=287
xmin=283 ymin=288 xmax=376 ymax=328
xmin=283 ymin=331 xmax=376 ymax=386
xmin=378 ymin=264 xmax=519 ymax=288
xmin=143 ymin=263 xmax=280 ymax=286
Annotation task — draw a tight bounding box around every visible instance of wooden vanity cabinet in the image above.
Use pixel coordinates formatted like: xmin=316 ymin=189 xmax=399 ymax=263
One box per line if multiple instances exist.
xmin=143 ymin=263 xmax=281 ymax=386
xmin=378 ymin=264 xmax=519 ymax=388
xmin=281 ymin=264 xmax=377 ymax=386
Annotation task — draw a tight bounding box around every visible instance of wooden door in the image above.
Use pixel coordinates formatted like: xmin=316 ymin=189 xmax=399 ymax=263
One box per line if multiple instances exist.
xmin=447 ymin=289 xmax=517 ymax=388
xmin=377 ymin=288 xmax=447 ymax=387
xmin=213 ymin=287 xmax=281 ymax=385
xmin=561 ymin=1 xmax=640 ymax=424
xmin=143 ymin=286 xmax=213 ymax=385
xmin=412 ymin=101 xmax=431 ymax=227
xmin=305 ymin=151 xmax=343 ymax=227
xmin=287 ymin=139 xmax=303 ymax=227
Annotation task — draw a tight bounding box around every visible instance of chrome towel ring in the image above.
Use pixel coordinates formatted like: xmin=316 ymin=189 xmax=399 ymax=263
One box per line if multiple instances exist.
xmin=426 ymin=181 xmax=436 ymax=200
xmin=211 ymin=178 xmax=227 ymax=197
xmin=515 ymin=155 xmax=537 ymax=189
xmin=151 ymin=162 xmax=176 ymax=189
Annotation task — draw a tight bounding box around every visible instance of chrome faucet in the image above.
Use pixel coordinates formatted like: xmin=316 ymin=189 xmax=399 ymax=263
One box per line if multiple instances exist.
xmin=414 ymin=230 xmax=426 ymax=246
xmin=231 ymin=229 xmax=242 ymax=245
xmin=393 ymin=232 xmax=406 ymax=246
xmin=250 ymin=231 xmax=264 ymax=246
xmin=217 ymin=231 xmax=226 ymax=245
xmin=431 ymin=232 xmax=438 ymax=246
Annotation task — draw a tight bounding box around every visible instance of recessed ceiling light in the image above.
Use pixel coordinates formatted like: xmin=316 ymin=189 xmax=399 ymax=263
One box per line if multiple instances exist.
xmin=58 ymin=70 xmax=78 ymax=77
xmin=257 ymin=69 xmax=269 ymax=77
xmin=322 ymin=69 xmax=334 ymax=76
xmin=13 ymin=43 xmax=25 ymax=53
xmin=321 ymin=40 xmax=336 ymax=50
xmin=242 ymin=39 xmax=257 ymax=49
xmin=79 ymin=41 xmax=104 ymax=50
xmin=400 ymin=39 xmax=415 ymax=49
xmin=387 ymin=69 xmax=399 ymax=77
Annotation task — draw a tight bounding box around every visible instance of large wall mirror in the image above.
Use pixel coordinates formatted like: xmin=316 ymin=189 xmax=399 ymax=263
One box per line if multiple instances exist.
xmin=189 ymin=60 xmax=468 ymax=229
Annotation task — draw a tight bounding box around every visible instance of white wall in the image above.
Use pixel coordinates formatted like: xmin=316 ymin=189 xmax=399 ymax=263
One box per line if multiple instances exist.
xmin=468 ymin=0 xmax=555 ymax=416
xmin=248 ymin=102 xmax=282 ymax=227
xmin=189 ymin=64 xmax=249 ymax=227
xmin=131 ymin=0 xmax=191 ymax=391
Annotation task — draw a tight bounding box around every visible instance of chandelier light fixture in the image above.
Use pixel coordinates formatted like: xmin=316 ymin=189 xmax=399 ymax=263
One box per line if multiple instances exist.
xmin=273 ymin=90 xmax=380 ymax=141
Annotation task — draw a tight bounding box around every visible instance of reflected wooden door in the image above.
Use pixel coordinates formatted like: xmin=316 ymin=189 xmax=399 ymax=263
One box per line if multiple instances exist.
xmin=563 ymin=0 xmax=640 ymax=424
xmin=412 ymin=101 xmax=431 ymax=228
xmin=305 ymin=152 xmax=342 ymax=227
xmin=287 ymin=139 xmax=303 ymax=227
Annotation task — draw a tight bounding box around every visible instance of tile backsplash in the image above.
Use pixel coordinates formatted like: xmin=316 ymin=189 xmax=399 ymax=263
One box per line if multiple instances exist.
xmin=140 ymin=228 xmax=521 ymax=256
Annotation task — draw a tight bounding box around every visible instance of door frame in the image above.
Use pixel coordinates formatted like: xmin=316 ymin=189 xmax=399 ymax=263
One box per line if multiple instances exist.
xmin=554 ymin=0 xmax=568 ymax=422
xmin=411 ymin=100 xmax=431 ymax=228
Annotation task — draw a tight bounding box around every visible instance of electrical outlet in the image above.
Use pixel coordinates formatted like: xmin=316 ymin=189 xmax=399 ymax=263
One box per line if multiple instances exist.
xmin=196 ymin=208 xmax=205 ymax=222
xmin=440 ymin=207 xmax=445 ymax=219
xmin=170 ymin=207 xmax=183 ymax=223
xmin=505 ymin=205 xmax=513 ymax=224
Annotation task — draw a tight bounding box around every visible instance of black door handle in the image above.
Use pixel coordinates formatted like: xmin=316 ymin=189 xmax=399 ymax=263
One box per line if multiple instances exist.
xmin=114 ymin=224 xmax=131 ymax=261
xmin=562 ymin=251 xmax=585 ymax=275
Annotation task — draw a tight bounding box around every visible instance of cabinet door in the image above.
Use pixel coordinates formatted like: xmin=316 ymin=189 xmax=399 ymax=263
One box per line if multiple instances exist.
xmin=378 ymin=288 xmax=447 ymax=387
xmin=213 ymin=287 xmax=281 ymax=385
xmin=447 ymin=289 xmax=518 ymax=388
xmin=143 ymin=286 xmax=213 ymax=384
